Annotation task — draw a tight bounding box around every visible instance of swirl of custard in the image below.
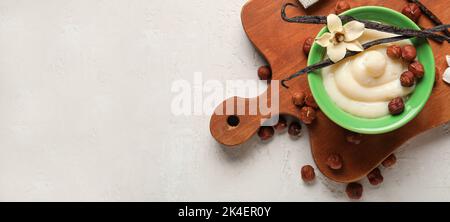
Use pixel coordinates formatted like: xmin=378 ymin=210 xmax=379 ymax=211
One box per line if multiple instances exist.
xmin=321 ymin=41 xmax=414 ymax=118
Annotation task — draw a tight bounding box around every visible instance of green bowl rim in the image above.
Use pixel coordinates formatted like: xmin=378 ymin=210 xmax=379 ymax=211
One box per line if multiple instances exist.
xmin=307 ymin=6 xmax=435 ymax=134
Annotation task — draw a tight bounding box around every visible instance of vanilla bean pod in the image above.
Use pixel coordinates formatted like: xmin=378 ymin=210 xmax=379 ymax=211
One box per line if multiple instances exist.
xmin=423 ymin=24 xmax=450 ymax=33
xmin=407 ymin=0 xmax=450 ymax=37
xmin=281 ymin=3 xmax=450 ymax=43
xmin=281 ymin=36 xmax=411 ymax=88
xmin=419 ymin=24 xmax=450 ymax=43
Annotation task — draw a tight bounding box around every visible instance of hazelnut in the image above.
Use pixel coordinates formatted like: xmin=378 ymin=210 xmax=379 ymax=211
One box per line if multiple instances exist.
xmin=388 ymin=97 xmax=405 ymax=115
xmin=326 ymin=153 xmax=343 ymax=170
xmin=292 ymin=91 xmax=306 ymax=106
xmin=401 ymin=45 xmax=417 ymax=62
xmin=335 ymin=0 xmax=351 ymax=15
xmin=288 ymin=122 xmax=302 ymax=137
xmin=303 ymin=37 xmax=314 ymax=55
xmin=305 ymin=93 xmax=319 ymax=109
xmin=346 ymin=182 xmax=363 ymax=200
xmin=409 ymin=61 xmax=424 ymax=79
xmin=274 ymin=116 xmax=287 ymax=131
xmin=400 ymin=71 xmax=415 ymax=87
xmin=382 ymin=154 xmax=397 ymax=168
xmin=300 ymin=107 xmax=316 ymax=124
xmin=301 ymin=165 xmax=316 ymax=182
xmin=346 ymin=132 xmax=363 ymax=145
xmin=258 ymin=126 xmax=274 ymax=141
xmin=386 ymin=45 xmax=402 ymax=59
xmin=367 ymin=168 xmax=384 ymax=186
xmin=402 ymin=3 xmax=422 ymax=22
xmin=257 ymin=65 xmax=272 ymax=80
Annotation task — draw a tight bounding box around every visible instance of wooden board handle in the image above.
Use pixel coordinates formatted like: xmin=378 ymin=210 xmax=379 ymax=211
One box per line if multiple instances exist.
xmin=210 ymin=96 xmax=263 ymax=146
xmin=210 ymin=86 xmax=286 ymax=146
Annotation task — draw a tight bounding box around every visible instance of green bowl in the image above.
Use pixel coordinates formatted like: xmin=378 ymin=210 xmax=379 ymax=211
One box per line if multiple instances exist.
xmin=308 ymin=6 xmax=435 ymax=134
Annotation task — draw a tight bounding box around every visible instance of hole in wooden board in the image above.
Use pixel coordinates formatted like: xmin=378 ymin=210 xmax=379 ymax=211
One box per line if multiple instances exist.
xmin=227 ymin=115 xmax=240 ymax=127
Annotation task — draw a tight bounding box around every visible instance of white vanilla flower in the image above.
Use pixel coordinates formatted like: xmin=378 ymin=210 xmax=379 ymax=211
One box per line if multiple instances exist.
xmin=443 ymin=55 xmax=450 ymax=84
xmin=315 ymin=14 xmax=365 ymax=63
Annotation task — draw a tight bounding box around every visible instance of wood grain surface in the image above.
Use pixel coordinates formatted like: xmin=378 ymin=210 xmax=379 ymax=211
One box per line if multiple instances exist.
xmin=210 ymin=0 xmax=450 ymax=183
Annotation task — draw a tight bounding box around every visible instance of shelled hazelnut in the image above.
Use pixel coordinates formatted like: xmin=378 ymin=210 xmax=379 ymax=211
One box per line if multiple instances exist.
xmin=335 ymin=0 xmax=351 ymax=15
xmin=303 ymin=37 xmax=314 ymax=55
xmin=388 ymin=97 xmax=405 ymax=115
xmin=367 ymin=168 xmax=384 ymax=186
xmin=292 ymin=91 xmax=306 ymax=106
xmin=382 ymin=154 xmax=397 ymax=168
xmin=300 ymin=107 xmax=316 ymax=124
xmin=346 ymin=183 xmax=363 ymax=200
xmin=257 ymin=65 xmax=272 ymax=80
xmin=386 ymin=45 xmax=402 ymax=59
xmin=274 ymin=116 xmax=288 ymax=131
xmin=401 ymin=45 xmax=417 ymax=62
xmin=326 ymin=153 xmax=343 ymax=170
xmin=408 ymin=61 xmax=424 ymax=79
xmin=402 ymin=3 xmax=422 ymax=22
xmin=288 ymin=122 xmax=302 ymax=137
xmin=301 ymin=165 xmax=316 ymax=182
xmin=400 ymin=71 xmax=416 ymax=87
xmin=258 ymin=126 xmax=274 ymax=141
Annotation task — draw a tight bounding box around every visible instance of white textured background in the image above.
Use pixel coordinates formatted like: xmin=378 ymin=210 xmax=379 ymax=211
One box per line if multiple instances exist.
xmin=0 ymin=0 xmax=449 ymax=201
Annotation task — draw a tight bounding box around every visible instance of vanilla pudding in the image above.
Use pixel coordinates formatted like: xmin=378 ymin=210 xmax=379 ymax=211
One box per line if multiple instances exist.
xmin=321 ymin=30 xmax=414 ymax=118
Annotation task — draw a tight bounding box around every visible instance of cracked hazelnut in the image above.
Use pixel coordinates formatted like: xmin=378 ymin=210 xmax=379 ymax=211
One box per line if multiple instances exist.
xmin=335 ymin=0 xmax=351 ymax=15
xmin=382 ymin=154 xmax=397 ymax=168
xmin=402 ymin=3 xmax=422 ymax=22
xmin=346 ymin=132 xmax=363 ymax=145
xmin=257 ymin=65 xmax=272 ymax=80
xmin=326 ymin=153 xmax=343 ymax=170
xmin=346 ymin=183 xmax=363 ymax=200
xmin=367 ymin=168 xmax=384 ymax=186
xmin=292 ymin=91 xmax=305 ymax=106
xmin=400 ymin=71 xmax=415 ymax=87
xmin=386 ymin=45 xmax=402 ymax=59
xmin=288 ymin=122 xmax=302 ymax=137
xmin=305 ymin=93 xmax=318 ymax=109
xmin=401 ymin=45 xmax=417 ymax=62
xmin=409 ymin=61 xmax=424 ymax=79
xmin=388 ymin=97 xmax=405 ymax=115
xmin=300 ymin=107 xmax=316 ymax=124
xmin=303 ymin=37 xmax=314 ymax=55
xmin=274 ymin=116 xmax=287 ymax=131
xmin=258 ymin=126 xmax=274 ymax=141
xmin=301 ymin=165 xmax=316 ymax=182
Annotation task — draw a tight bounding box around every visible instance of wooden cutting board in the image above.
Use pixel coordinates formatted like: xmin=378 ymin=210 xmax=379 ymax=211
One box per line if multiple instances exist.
xmin=210 ymin=0 xmax=450 ymax=183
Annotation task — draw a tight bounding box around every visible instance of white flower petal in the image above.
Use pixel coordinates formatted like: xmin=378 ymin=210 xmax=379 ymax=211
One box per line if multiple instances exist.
xmin=444 ymin=67 xmax=450 ymax=84
xmin=327 ymin=14 xmax=343 ymax=33
xmin=315 ymin=33 xmax=333 ymax=47
xmin=343 ymin=21 xmax=365 ymax=42
xmin=345 ymin=41 xmax=364 ymax=52
xmin=327 ymin=43 xmax=347 ymax=63
xmin=446 ymin=55 xmax=450 ymax=67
